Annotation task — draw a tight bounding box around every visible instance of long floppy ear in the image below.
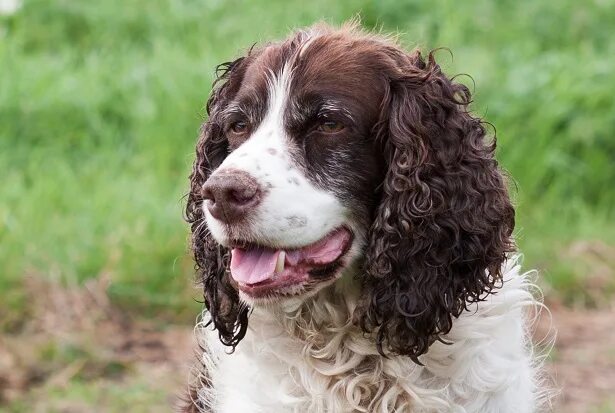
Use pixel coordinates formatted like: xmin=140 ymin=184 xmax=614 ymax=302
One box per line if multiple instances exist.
xmin=185 ymin=57 xmax=250 ymax=349
xmin=359 ymin=50 xmax=515 ymax=362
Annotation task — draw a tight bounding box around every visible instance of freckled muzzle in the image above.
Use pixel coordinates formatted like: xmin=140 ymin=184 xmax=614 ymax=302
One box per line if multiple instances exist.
xmin=201 ymin=169 xmax=262 ymax=224
xmin=202 ymin=62 xmax=356 ymax=280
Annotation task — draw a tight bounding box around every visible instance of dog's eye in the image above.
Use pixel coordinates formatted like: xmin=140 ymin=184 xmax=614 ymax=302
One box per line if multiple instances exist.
xmin=229 ymin=121 xmax=248 ymax=134
xmin=318 ymin=120 xmax=345 ymax=134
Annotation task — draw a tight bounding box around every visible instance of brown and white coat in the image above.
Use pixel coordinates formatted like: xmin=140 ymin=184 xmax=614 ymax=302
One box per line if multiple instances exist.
xmin=183 ymin=22 xmax=551 ymax=413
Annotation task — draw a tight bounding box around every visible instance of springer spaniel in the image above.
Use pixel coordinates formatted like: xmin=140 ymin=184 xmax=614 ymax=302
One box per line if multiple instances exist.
xmin=184 ymin=22 xmax=550 ymax=413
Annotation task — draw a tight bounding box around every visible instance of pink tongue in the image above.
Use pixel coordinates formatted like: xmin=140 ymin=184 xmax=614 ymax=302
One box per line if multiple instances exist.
xmin=230 ymin=247 xmax=280 ymax=285
xmin=230 ymin=229 xmax=351 ymax=286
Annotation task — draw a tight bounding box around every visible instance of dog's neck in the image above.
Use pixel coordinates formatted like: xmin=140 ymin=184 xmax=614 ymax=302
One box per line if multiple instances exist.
xmin=249 ymin=264 xmax=365 ymax=341
xmin=200 ymin=257 xmax=544 ymax=413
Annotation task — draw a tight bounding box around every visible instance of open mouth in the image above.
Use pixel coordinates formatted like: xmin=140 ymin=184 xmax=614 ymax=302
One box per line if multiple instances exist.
xmin=229 ymin=227 xmax=353 ymax=299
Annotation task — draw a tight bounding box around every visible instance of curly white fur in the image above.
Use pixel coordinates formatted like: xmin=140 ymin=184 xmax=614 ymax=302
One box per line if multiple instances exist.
xmin=190 ymin=256 xmax=552 ymax=413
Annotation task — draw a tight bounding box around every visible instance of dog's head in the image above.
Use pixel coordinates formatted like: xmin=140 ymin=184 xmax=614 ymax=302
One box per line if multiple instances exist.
xmin=186 ymin=23 xmax=515 ymax=360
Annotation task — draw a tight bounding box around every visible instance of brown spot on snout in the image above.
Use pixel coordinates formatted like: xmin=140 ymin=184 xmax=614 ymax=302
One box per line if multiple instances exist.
xmin=201 ymin=169 xmax=262 ymax=223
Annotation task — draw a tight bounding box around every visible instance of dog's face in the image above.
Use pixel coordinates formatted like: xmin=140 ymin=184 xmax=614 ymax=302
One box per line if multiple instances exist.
xmin=202 ymin=33 xmax=389 ymax=305
xmin=186 ymin=24 xmax=515 ymax=360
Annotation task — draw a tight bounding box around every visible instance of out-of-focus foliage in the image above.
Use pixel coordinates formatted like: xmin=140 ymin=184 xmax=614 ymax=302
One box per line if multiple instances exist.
xmin=1 ymin=0 xmax=614 ymax=326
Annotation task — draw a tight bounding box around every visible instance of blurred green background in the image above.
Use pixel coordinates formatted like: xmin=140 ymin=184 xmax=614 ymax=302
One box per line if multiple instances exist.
xmin=1 ymin=0 xmax=614 ymax=411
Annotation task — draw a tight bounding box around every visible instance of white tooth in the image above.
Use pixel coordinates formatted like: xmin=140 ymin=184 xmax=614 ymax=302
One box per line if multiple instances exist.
xmin=275 ymin=251 xmax=285 ymax=274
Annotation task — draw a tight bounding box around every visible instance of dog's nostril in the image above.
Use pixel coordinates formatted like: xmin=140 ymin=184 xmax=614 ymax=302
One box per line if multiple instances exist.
xmin=201 ymin=186 xmax=215 ymax=202
xmin=229 ymin=187 xmax=258 ymax=205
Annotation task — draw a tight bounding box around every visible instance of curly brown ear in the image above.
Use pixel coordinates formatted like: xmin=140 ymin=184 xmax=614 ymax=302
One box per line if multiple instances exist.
xmin=185 ymin=57 xmax=250 ymax=350
xmin=359 ymin=50 xmax=515 ymax=362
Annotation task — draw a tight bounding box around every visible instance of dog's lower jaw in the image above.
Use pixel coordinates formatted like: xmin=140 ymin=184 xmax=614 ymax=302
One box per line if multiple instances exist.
xmin=238 ymin=257 xmax=363 ymax=316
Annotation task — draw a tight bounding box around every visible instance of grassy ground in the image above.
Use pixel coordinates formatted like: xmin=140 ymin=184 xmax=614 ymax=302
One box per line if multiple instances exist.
xmin=1 ymin=0 xmax=614 ymax=410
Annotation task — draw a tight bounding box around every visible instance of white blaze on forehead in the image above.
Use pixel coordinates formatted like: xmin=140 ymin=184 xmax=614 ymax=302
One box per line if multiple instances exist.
xmin=205 ymin=64 xmax=349 ymax=248
xmin=263 ymin=65 xmax=293 ymax=129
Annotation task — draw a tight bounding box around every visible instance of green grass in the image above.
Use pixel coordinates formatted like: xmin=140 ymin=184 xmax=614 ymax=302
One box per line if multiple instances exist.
xmin=1 ymin=0 xmax=614 ymax=326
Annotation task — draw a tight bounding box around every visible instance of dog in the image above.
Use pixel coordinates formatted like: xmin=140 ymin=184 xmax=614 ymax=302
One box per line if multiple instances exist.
xmin=183 ymin=22 xmax=550 ymax=413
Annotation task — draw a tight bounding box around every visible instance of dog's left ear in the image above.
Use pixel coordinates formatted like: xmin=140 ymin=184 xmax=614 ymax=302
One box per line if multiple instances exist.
xmin=358 ymin=50 xmax=515 ymax=362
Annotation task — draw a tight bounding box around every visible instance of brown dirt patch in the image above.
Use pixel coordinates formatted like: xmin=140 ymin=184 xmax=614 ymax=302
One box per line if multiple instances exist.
xmin=537 ymin=301 xmax=615 ymax=412
xmin=1 ymin=277 xmax=614 ymax=412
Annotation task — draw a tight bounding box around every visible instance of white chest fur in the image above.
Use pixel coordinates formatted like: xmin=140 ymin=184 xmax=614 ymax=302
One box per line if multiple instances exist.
xmin=195 ymin=258 xmax=546 ymax=413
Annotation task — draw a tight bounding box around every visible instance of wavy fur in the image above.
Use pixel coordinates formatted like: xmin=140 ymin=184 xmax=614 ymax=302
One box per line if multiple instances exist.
xmin=186 ymin=58 xmax=251 ymax=349
xmin=182 ymin=22 xmax=552 ymax=412
xmin=192 ymin=256 xmax=551 ymax=412
xmin=359 ymin=48 xmax=515 ymax=361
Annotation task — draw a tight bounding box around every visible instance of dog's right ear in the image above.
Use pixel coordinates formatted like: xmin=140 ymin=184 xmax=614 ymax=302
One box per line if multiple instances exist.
xmin=357 ymin=49 xmax=515 ymax=362
xmin=185 ymin=56 xmax=251 ymax=350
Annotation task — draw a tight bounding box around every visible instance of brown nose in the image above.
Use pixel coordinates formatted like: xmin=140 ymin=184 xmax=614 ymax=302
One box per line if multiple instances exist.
xmin=201 ymin=169 xmax=261 ymax=223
